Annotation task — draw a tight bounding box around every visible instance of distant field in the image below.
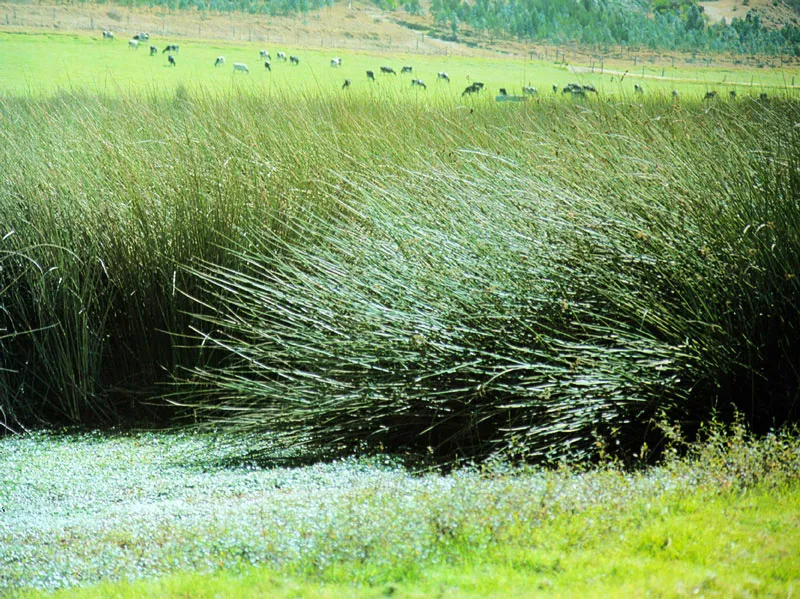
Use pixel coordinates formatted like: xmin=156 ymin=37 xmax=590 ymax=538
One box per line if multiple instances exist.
xmin=1 ymin=31 xmax=797 ymax=99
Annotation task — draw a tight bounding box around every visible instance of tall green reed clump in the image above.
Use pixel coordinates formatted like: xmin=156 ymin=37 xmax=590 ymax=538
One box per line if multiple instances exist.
xmin=0 ymin=88 xmax=389 ymax=426
xmin=176 ymin=95 xmax=800 ymax=463
xmin=1 ymin=87 xmax=798 ymax=462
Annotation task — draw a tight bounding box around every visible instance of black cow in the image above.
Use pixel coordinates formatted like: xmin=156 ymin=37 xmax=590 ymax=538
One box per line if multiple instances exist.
xmin=366 ymin=70 xmax=376 ymax=81
xmin=380 ymin=66 xmax=396 ymax=75
xmin=462 ymin=82 xmax=483 ymax=96
xmin=290 ymin=55 xmax=300 ymax=65
xmin=411 ymin=78 xmax=426 ymax=89
xmin=264 ymin=60 xmax=271 ymax=71
xmin=342 ymin=78 xmax=351 ymax=89
xmin=150 ymin=45 xmax=158 ymax=56
xmin=163 ymin=44 xmax=179 ymax=53
xmin=401 ymin=66 xmax=413 ymax=74
xmin=703 ymin=90 xmax=718 ymax=101
xmin=168 ymin=54 xmax=176 ymax=66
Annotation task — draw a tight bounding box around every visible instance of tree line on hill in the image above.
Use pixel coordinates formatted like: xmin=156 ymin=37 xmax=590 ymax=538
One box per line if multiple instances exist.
xmin=426 ymin=0 xmax=800 ymax=56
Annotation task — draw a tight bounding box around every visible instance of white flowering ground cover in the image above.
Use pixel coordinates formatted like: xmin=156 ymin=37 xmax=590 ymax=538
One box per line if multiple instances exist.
xmin=1 ymin=429 xmax=799 ymax=598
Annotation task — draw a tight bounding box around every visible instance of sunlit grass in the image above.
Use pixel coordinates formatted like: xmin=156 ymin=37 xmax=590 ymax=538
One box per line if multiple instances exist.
xmin=3 ymin=423 xmax=799 ymax=598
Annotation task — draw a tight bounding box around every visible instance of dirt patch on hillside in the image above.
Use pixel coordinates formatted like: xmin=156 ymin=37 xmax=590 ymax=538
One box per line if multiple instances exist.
xmin=699 ymin=0 xmax=799 ymax=28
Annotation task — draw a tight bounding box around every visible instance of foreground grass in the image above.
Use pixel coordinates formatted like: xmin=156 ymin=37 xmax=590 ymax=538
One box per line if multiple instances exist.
xmin=3 ymin=424 xmax=800 ymax=597
xmin=24 ymin=485 xmax=800 ymax=598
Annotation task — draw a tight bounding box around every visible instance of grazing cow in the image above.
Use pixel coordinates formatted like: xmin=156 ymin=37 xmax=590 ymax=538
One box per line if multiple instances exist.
xmin=553 ymin=83 xmax=558 ymax=93
xmin=634 ymin=83 xmax=644 ymax=94
xmin=290 ymin=55 xmax=300 ymax=65
xmin=264 ymin=60 xmax=271 ymax=71
xmin=411 ymin=78 xmax=426 ymax=89
xmin=260 ymin=50 xmax=270 ymax=59
xmin=462 ymin=82 xmax=483 ymax=96
xmin=102 ymin=30 xmax=114 ymax=40
xmin=563 ymin=84 xmax=586 ymax=97
xmin=233 ymin=62 xmax=249 ymax=73
xmin=149 ymin=45 xmax=158 ymax=56
xmin=342 ymin=78 xmax=351 ymax=89
xmin=561 ymin=82 xmax=591 ymax=97
xmin=128 ymin=39 xmax=139 ymax=50
xmin=401 ymin=66 xmax=413 ymax=74
xmin=499 ymin=87 xmax=508 ymax=96
xmin=582 ymin=84 xmax=597 ymax=93
xmin=380 ymin=66 xmax=396 ymax=75
xmin=760 ymin=92 xmax=769 ymax=100
xmin=703 ymin=90 xmax=718 ymax=101
xmin=330 ymin=57 xmax=342 ymax=67
xmin=366 ymin=70 xmax=376 ymax=81
xmin=215 ymin=56 xmax=225 ymax=67
xmin=729 ymin=90 xmax=737 ymax=99
xmin=168 ymin=54 xmax=176 ymax=66
xmin=277 ymin=51 xmax=287 ymax=61
xmin=437 ymin=71 xmax=450 ymax=83
xmin=134 ymin=32 xmax=149 ymax=41
xmin=163 ymin=44 xmax=179 ymax=53
xmin=523 ymin=86 xmax=538 ymax=96
xmin=672 ymin=89 xmax=680 ymax=100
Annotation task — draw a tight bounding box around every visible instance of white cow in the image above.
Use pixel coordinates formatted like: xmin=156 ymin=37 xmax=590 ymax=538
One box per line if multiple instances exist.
xmin=128 ymin=38 xmax=139 ymax=50
xmin=260 ymin=49 xmax=270 ymax=59
xmin=330 ymin=57 xmax=342 ymax=67
xmin=233 ymin=62 xmax=250 ymax=73
xmin=215 ymin=56 xmax=226 ymax=67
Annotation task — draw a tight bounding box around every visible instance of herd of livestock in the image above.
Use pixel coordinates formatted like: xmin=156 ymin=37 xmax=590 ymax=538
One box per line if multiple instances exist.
xmin=101 ymin=30 xmax=771 ymax=101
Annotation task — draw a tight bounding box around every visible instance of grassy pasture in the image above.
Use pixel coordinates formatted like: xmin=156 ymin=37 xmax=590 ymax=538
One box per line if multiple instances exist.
xmin=0 ymin=30 xmax=797 ymax=99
